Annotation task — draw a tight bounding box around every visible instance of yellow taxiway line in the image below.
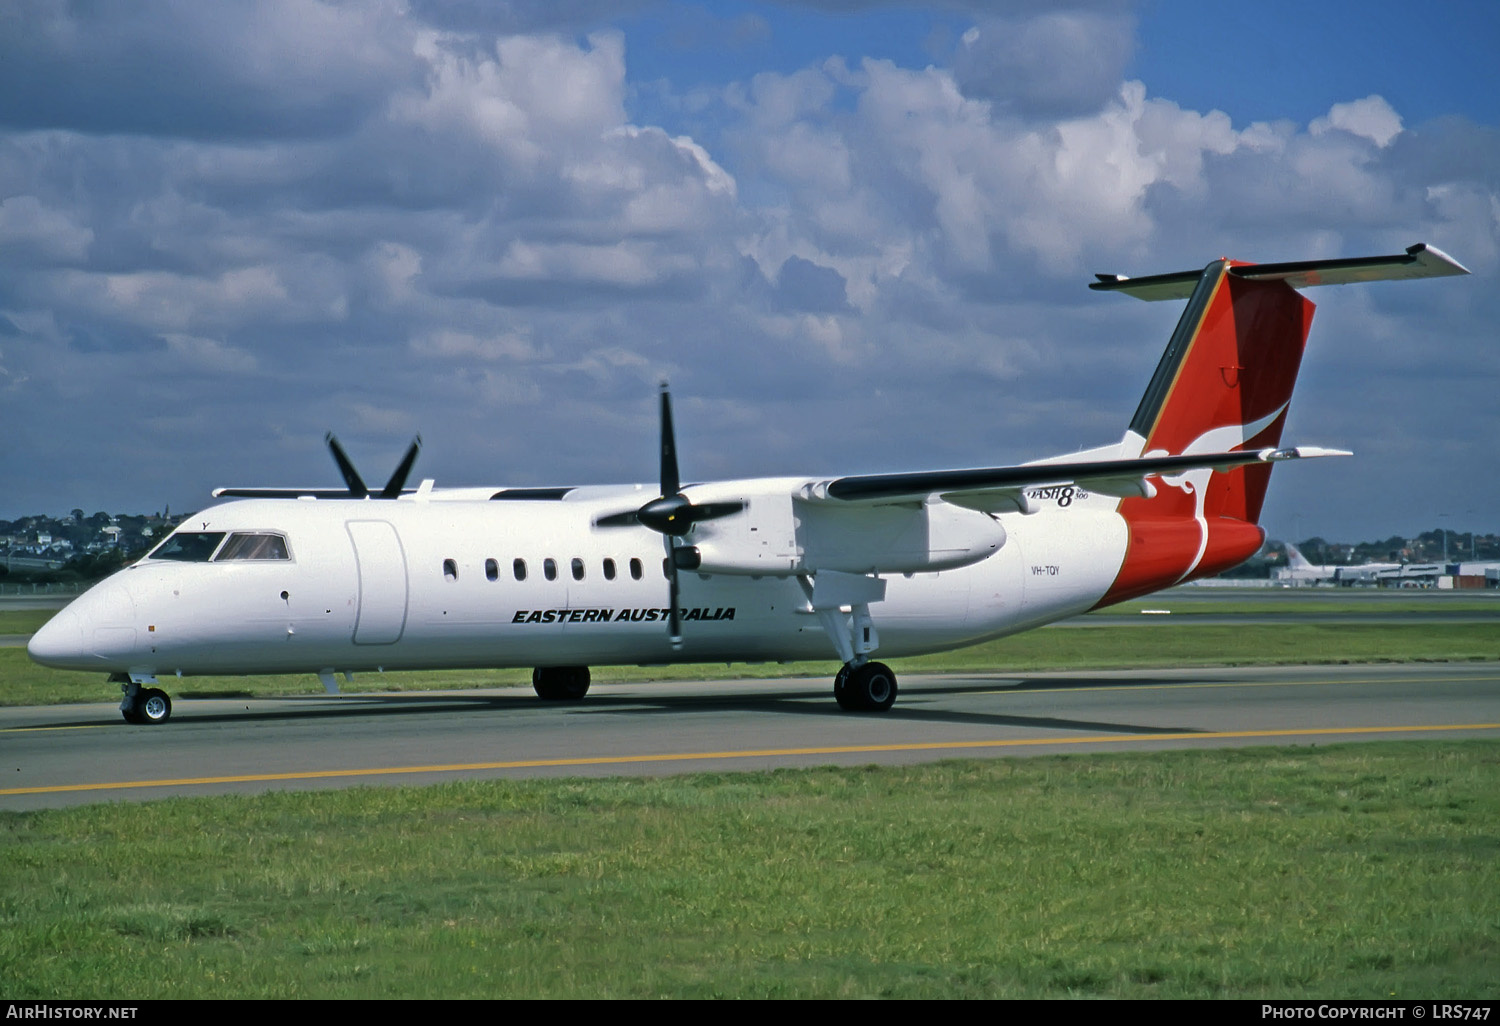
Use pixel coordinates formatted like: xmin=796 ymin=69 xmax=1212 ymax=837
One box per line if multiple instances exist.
xmin=3 ymin=722 xmax=1498 ymax=797
xmin=4 ymin=671 xmax=1496 ymax=736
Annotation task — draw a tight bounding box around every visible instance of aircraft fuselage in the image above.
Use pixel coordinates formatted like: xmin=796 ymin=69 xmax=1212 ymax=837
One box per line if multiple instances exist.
xmin=30 ymin=485 xmax=1133 ymax=680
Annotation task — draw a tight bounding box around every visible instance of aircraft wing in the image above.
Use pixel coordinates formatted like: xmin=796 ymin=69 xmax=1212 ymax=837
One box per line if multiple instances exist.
xmin=806 ymin=446 xmax=1349 ymax=513
xmin=1090 ymin=243 xmax=1469 ymax=302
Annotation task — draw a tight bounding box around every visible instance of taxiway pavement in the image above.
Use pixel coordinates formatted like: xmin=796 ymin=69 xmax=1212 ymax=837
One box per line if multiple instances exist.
xmin=4 ymin=662 xmax=1497 ymax=810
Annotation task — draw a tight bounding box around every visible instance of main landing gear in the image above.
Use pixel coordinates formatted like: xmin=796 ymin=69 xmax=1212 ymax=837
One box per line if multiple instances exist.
xmin=532 ymin=666 xmax=591 ymax=701
xmin=804 ymin=572 xmax=898 ymax=712
xmin=833 ymin=660 xmax=898 ymax=712
xmin=114 ymin=675 xmax=173 ymax=725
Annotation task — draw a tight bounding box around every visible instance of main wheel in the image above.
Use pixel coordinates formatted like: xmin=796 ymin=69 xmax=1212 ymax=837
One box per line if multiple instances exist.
xmin=842 ymin=661 xmax=898 ymax=713
xmin=833 ymin=664 xmax=859 ymax=711
xmin=532 ymin=666 xmax=591 ymax=701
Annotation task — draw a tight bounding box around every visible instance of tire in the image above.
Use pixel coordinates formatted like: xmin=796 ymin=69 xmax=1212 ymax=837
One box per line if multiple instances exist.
xmin=533 ymin=666 xmax=591 ymax=701
xmin=122 ymin=687 xmax=171 ymax=725
xmin=138 ymin=688 xmax=172 ymax=724
xmin=532 ymin=667 xmax=555 ymax=699
xmin=833 ymin=664 xmax=861 ymax=710
xmin=845 ymin=662 xmax=897 ymax=713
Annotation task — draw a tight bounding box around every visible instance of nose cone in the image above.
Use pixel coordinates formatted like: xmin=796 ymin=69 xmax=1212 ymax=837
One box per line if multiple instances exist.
xmin=27 ymin=607 xmax=89 ymax=668
xmin=27 ymin=581 xmax=139 ymax=671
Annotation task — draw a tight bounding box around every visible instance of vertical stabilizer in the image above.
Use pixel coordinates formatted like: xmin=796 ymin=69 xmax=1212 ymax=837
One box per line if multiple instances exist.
xmin=1090 ymin=243 xmax=1465 ymax=605
xmin=1285 ymin=543 xmax=1315 ymax=571
xmin=1123 ymin=260 xmax=1315 ymax=522
xmin=1101 ymin=260 xmax=1316 ymax=602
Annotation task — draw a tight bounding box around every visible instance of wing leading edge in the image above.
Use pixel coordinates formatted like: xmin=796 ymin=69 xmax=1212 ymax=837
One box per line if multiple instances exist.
xmin=809 ymin=446 xmax=1348 ymax=513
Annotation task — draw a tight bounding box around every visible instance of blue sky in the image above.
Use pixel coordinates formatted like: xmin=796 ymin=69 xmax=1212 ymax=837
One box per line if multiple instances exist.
xmin=1133 ymin=1 xmax=1500 ymax=127
xmin=622 ymin=1 xmax=1500 ymax=128
xmin=1 ymin=0 xmax=1496 ymax=543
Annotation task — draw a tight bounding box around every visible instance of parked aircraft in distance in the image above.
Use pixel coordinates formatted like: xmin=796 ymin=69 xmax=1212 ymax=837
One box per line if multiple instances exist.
xmin=1274 ymin=543 xmax=1406 ymax=586
xmin=28 ymin=244 xmax=1469 ymax=723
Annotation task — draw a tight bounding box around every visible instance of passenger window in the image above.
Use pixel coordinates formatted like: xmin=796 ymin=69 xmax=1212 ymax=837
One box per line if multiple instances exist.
xmin=215 ymin=533 xmax=290 ymax=561
xmin=603 ymin=558 xmax=616 ymax=580
xmin=630 ymin=558 xmax=643 ymax=580
xmin=571 ymin=557 xmax=585 ymax=581
xmin=544 ymin=558 xmax=557 ymax=581
xmin=485 ymin=558 xmax=499 ymax=582
xmin=513 ymin=558 xmax=527 ymax=581
xmin=443 ymin=559 xmax=458 ymax=581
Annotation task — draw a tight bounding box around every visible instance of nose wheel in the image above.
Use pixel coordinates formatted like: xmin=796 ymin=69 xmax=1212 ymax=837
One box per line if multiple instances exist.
xmin=118 ymin=678 xmax=173 ymax=725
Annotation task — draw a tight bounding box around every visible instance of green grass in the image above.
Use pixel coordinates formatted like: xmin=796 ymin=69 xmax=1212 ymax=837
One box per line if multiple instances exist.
xmin=0 ymin=609 xmax=53 ymax=635
xmin=3 ymin=622 xmax=1496 ymax=708
xmin=2 ymin=742 xmax=1496 ymax=998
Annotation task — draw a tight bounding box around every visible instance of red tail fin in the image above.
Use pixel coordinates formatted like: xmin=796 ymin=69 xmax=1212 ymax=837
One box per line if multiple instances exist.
xmin=1090 ymin=243 xmax=1467 ymax=604
xmin=1104 ymin=261 xmax=1314 ymax=600
xmin=1128 ymin=261 xmax=1315 ymax=522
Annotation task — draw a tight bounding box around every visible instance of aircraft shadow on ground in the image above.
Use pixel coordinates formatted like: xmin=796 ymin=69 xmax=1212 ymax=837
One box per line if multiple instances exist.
xmin=25 ymin=674 xmax=1213 ymax=734
xmin=577 ymin=684 xmax=1208 ymax=735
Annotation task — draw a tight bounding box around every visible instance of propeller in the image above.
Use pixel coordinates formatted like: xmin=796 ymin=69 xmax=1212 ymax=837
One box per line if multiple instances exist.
xmin=326 ymin=433 xmax=422 ymax=499
xmin=594 ymin=384 xmax=744 ymax=648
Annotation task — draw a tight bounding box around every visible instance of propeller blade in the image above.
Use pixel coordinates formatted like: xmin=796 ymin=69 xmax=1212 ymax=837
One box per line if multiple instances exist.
xmin=380 ymin=435 xmax=423 ymax=499
xmin=666 ymin=541 xmax=683 ymax=649
xmin=633 ymin=385 xmax=742 ymax=650
xmin=688 ymin=500 xmax=747 ymax=523
xmin=599 ymin=499 xmax=743 ymax=533
xmin=593 ymin=510 xmax=642 ymax=529
xmin=325 ymin=433 xmax=370 ymax=499
xmin=659 ymin=383 xmax=680 ymax=498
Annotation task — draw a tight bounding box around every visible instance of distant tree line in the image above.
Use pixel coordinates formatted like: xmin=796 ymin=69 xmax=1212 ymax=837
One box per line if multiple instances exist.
xmin=1 ymin=512 xmax=177 ymax=585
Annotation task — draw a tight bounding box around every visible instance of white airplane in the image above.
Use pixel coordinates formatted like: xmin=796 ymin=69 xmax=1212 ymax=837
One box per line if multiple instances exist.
xmin=27 ymin=244 xmax=1469 ymax=724
xmin=1276 ymin=543 xmax=1403 ymax=585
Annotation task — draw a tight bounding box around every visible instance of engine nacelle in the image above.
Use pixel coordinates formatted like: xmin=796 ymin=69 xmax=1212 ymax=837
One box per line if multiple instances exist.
xmin=685 ymin=496 xmax=1007 ymax=576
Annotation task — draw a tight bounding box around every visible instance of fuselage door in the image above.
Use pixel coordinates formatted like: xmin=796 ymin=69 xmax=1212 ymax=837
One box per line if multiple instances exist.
xmin=346 ymin=520 xmax=409 ymax=645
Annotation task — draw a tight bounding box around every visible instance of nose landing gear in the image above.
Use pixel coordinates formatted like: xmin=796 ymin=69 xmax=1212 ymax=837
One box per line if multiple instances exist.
xmin=114 ymin=675 xmax=173 ymax=725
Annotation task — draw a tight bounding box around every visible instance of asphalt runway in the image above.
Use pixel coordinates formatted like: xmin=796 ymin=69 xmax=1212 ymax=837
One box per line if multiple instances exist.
xmin=3 ymin=662 xmax=1498 ymax=810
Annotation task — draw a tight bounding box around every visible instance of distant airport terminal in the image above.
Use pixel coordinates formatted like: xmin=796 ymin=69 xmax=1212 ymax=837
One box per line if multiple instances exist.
xmin=1270 ymin=543 xmax=1500 ymax=589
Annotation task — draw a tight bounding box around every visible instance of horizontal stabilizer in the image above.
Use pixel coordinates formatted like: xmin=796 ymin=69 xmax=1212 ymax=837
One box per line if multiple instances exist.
xmin=1268 ymin=445 xmax=1352 ymax=460
xmin=1091 ymin=243 xmax=1469 ymax=301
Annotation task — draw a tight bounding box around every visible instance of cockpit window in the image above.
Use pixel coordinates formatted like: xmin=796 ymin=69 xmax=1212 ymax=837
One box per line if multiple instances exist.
xmin=215 ymin=533 xmax=291 ymax=561
xmin=148 ymin=532 xmax=226 ymax=562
